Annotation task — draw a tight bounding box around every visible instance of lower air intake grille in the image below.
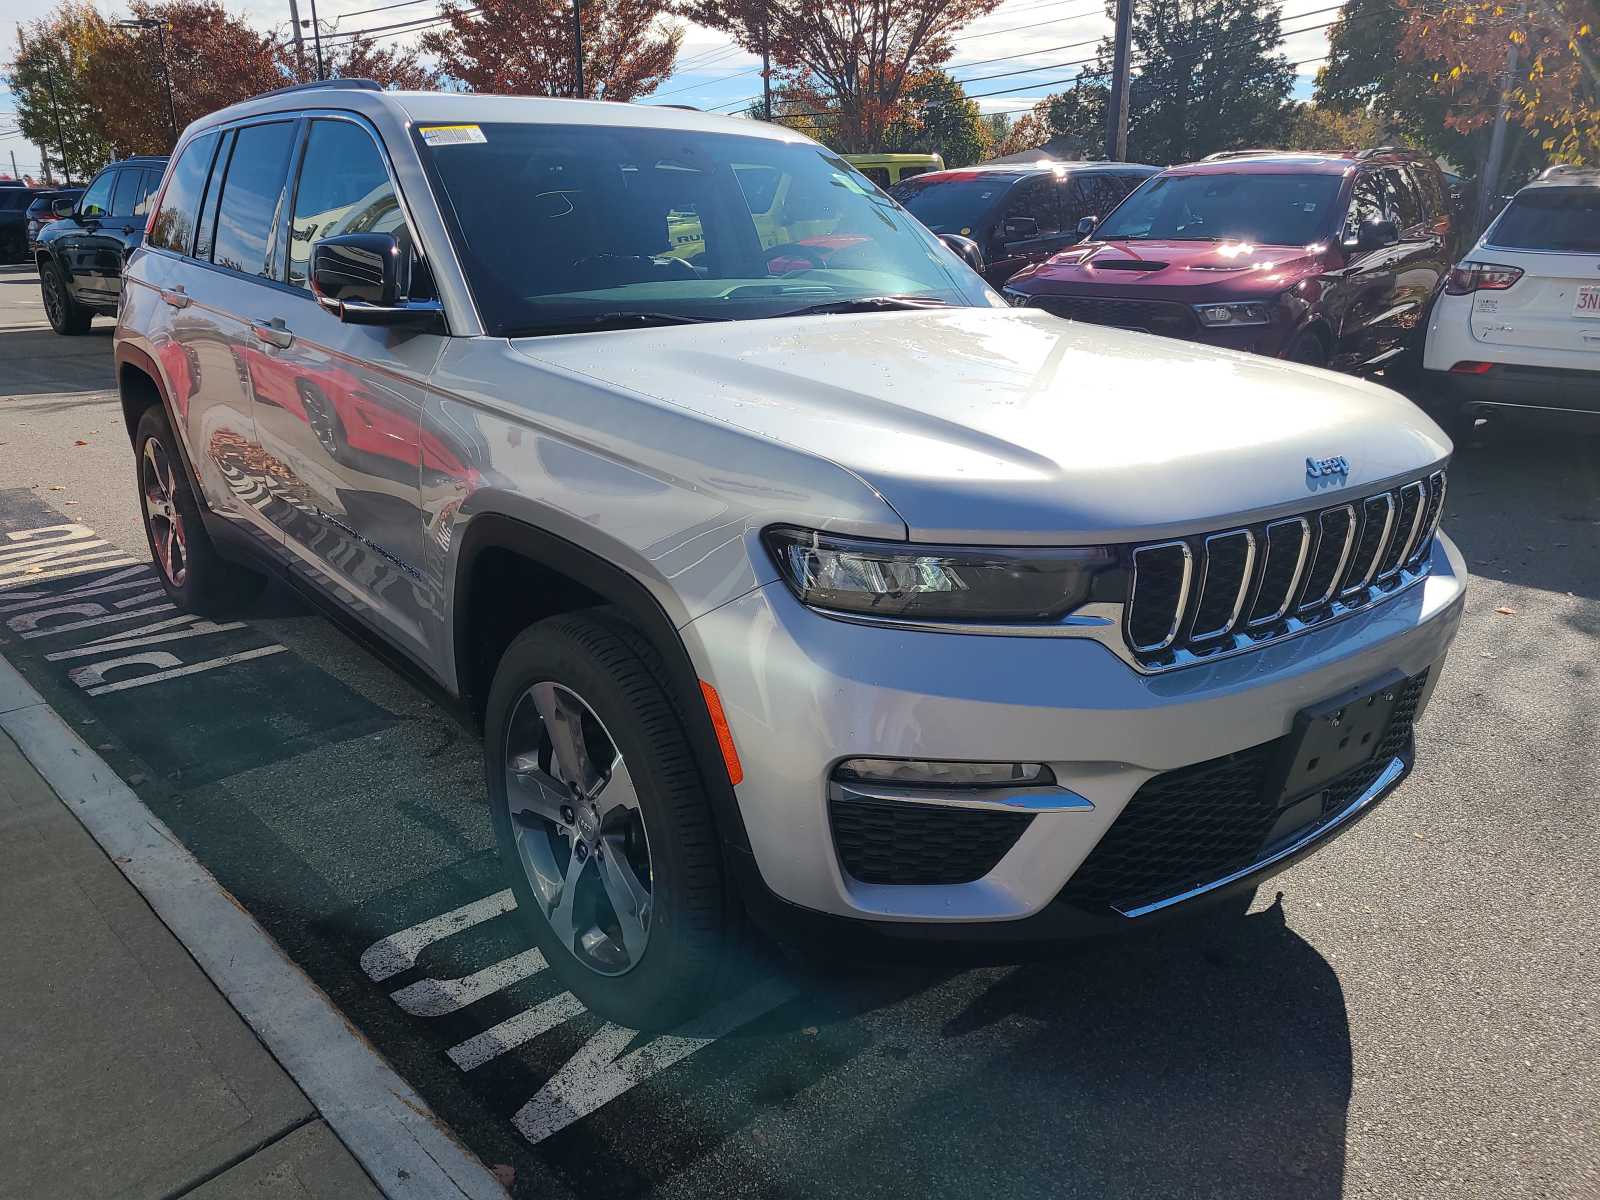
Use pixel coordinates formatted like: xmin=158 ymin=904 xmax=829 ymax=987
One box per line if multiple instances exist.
xmin=1058 ymin=671 xmax=1429 ymax=914
xmin=829 ymin=797 xmax=1032 ymax=885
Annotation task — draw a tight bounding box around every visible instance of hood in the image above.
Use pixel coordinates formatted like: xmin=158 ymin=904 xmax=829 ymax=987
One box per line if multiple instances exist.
xmin=1019 ymin=239 xmax=1333 ymax=300
xmin=511 ymin=307 xmax=1448 ymax=545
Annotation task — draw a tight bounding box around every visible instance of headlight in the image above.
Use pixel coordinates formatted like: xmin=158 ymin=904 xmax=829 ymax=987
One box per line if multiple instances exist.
xmin=1001 ymin=287 xmax=1030 ymax=307
xmin=1194 ymin=301 xmax=1272 ymax=327
xmin=764 ymin=526 xmax=1113 ymax=622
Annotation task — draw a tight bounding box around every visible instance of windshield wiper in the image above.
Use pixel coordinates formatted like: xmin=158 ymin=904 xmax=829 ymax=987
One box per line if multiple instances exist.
xmin=772 ymin=295 xmax=953 ymax=318
xmin=505 ymin=311 xmax=722 ymax=336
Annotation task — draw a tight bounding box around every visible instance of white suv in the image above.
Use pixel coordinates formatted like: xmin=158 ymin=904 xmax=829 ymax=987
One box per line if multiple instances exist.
xmin=113 ymin=80 xmax=1465 ymax=1028
xmin=1423 ymin=166 xmax=1600 ymax=436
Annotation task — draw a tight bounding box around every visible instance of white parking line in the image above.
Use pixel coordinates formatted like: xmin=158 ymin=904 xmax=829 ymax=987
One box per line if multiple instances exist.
xmin=447 ymin=992 xmax=589 ymax=1071
xmin=391 ymin=948 xmax=549 ymax=1018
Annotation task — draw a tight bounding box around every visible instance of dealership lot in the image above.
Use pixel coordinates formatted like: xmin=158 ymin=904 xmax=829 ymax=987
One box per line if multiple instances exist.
xmin=1 ymin=263 xmax=1597 ymax=1199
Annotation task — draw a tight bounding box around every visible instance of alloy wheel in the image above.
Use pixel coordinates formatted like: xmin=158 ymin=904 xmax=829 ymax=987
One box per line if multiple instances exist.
xmin=142 ymin=436 xmax=188 ymax=588
xmin=503 ymin=682 xmax=654 ymax=976
xmin=42 ymin=270 xmax=64 ymax=329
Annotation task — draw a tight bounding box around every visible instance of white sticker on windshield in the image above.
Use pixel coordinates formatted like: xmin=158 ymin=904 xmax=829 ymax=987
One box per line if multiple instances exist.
xmin=420 ymin=124 xmax=487 ymax=146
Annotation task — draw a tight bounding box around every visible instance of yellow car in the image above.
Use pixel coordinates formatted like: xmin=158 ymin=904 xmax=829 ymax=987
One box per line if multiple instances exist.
xmin=842 ymin=153 xmax=945 ymax=189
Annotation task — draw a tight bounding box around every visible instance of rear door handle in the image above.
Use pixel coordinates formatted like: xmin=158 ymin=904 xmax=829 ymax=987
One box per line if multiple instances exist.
xmin=161 ymin=286 xmax=190 ymax=309
xmin=251 ymin=317 xmax=294 ymax=349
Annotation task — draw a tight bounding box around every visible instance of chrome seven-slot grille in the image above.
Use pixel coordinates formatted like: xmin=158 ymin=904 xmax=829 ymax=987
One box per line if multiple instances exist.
xmin=1126 ymin=470 xmax=1446 ymax=668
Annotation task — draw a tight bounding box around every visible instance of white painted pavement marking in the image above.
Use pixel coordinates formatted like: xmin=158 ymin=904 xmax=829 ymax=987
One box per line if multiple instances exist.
xmin=70 ymin=644 xmax=288 ymax=696
xmin=16 ymin=603 xmax=177 ymax=638
xmin=45 ymin=617 xmax=248 ymax=661
xmin=0 ymin=565 xmax=157 ymax=613
xmin=390 ymin=948 xmax=549 ymax=1018
xmin=511 ymin=977 xmax=796 ymax=1145
xmin=0 ymin=555 xmax=142 ymax=588
xmin=360 ymin=888 xmax=518 ymax=984
xmin=446 ymin=991 xmax=589 ymax=1072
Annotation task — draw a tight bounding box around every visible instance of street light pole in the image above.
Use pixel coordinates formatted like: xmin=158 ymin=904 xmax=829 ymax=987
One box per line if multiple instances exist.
xmin=760 ymin=1 xmax=772 ymax=121
xmin=307 ymin=0 xmax=326 ymax=80
xmin=573 ymin=0 xmax=585 ymax=97
xmin=42 ymin=66 xmax=74 ymax=186
xmin=117 ymin=18 xmax=178 ymax=149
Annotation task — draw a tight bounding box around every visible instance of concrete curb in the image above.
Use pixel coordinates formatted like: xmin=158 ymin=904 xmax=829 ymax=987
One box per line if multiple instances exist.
xmin=0 ymin=654 xmax=508 ymax=1200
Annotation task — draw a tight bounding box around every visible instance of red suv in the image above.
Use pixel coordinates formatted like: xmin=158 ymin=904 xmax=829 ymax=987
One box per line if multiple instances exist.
xmin=1001 ymin=149 xmax=1458 ymax=371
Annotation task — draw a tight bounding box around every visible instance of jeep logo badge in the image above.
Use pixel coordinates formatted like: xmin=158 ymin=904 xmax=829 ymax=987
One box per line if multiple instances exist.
xmin=1307 ymin=455 xmax=1350 ymax=480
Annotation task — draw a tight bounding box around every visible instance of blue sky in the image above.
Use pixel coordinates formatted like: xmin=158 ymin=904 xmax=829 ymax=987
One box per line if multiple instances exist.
xmin=3 ymin=0 xmax=1331 ymax=179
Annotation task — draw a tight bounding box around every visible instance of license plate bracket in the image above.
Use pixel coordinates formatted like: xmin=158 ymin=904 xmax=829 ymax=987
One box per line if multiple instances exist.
xmin=1274 ymin=671 xmax=1407 ymax=804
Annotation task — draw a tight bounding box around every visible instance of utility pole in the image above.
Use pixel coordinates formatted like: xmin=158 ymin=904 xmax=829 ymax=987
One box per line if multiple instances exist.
xmin=287 ymin=0 xmax=307 ymax=75
xmin=760 ymin=1 xmax=772 ymax=121
xmin=573 ymin=0 xmax=585 ymax=97
xmin=1104 ymin=0 xmax=1134 ymax=160
xmin=307 ymin=0 xmax=326 ymax=80
xmin=9 ymin=150 xmax=19 ymax=181
xmin=43 ymin=68 xmax=73 ymax=186
xmin=117 ymin=18 xmax=178 ymax=148
xmin=1473 ymin=10 xmax=1522 ymax=237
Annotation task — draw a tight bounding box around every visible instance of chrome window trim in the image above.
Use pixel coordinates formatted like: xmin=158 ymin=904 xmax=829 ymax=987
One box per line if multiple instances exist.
xmin=1341 ymin=492 xmax=1395 ymax=597
xmin=1128 ymin=540 xmax=1194 ymax=653
xmin=1379 ymin=480 xmax=1428 ymax=581
xmin=1116 ymin=754 xmax=1407 ymax=917
xmin=1247 ymin=517 xmax=1311 ymax=628
xmin=1189 ymin=529 xmax=1256 ymax=642
xmin=1299 ymin=504 xmax=1357 ymax=612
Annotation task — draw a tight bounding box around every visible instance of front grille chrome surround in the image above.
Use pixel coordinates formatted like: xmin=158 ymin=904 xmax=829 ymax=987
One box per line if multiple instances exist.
xmin=1123 ymin=470 xmax=1446 ymax=672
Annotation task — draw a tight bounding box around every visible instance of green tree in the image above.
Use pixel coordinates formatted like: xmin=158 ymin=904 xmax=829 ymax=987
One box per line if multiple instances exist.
xmin=6 ymin=2 xmax=115 ymax=183
xmin=882 ymin=70 xmax=988 ymax=166
xmin=1040 ymin=82 xmax=1109 ymax=157
xmin=1115 ymin=0 xmax=1296 ymax=163
xmin=1281 ymin=100 xmax=1390 ymax=150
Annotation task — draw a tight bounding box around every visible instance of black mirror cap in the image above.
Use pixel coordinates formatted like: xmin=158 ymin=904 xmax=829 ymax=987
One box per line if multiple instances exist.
xmin=311 ymin=232 xmax=405 ymax=307
xmin=938 ymin=233 xmax=985 ymax=272
xmin=1356 ymin=218 xmax=1400 ymax=251
xmin=1076 ymin=215 xmax=1097 ymax=237
xmin=52 ymin=197 xmax=77 ymax=218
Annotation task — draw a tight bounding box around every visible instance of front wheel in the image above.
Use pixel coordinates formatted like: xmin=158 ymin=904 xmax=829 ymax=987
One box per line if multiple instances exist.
xmin=485 ymin=612 xmax=731 ymax=1030
xmin=40 ymin=260 xmax=92 ymax=335
xmin=1284 ymin=330 xmax=1329 ymax=368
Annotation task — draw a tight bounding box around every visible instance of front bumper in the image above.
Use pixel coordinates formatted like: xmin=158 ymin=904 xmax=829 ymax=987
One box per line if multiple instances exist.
xmin=682 ymin=532 xmax=1465 ymax=929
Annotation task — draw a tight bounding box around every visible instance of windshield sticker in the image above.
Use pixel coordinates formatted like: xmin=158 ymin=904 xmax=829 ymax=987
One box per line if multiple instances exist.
xmin=420 ymin=124 xmax=487 ymax=146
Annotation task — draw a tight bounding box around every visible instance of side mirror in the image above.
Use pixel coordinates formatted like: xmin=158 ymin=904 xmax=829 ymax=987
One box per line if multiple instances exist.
xmin=1355 ymin=218 xmax=1399 ymax=252
xmin=1076 ymin=215 xmax=1097 ymax=237
xmin=311 ymin=233 xmax=443 ymax=330
xmin=52 ymin=197 xmax=77 ymax=218
xmin=1002 ymin=215 xmax=1039 ymax=244
xmin=938 ymin=233 xmax=985 ymax=273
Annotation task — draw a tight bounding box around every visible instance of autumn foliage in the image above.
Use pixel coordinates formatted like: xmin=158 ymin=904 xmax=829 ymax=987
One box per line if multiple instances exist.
xmin=677 ymin=0 xmax=1008 ymax=152
xmin=1398 ymin=0 xmax=1598 ymax=163
xmin=420 ymin=0 xmax=682 ymax=100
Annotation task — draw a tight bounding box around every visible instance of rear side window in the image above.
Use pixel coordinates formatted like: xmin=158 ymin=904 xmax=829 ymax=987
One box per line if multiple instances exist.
xmin=288 ymin=119 xmax=400 ymax=290
xmin=79 ymin=170 xmax=116 ymax=218
xmin=211 ymin=121 xmax=296 ymax=278
xmin=149 ymin=133 xmax=219 ymax=255
xmin=1005 ymin=176 xmax=1061 ymax=235
xmin=858 ymin=166 xmax=891 ymax=188
xmin=111 ymin=167 xmax=150 ymax=216
xmin=1380 ymin=166 xmax=1422 ymax=231
xmin=133 ymin=169 xmax=162 ymax=217
xmin=1488 ymin=188 xmax=1600 ymax=253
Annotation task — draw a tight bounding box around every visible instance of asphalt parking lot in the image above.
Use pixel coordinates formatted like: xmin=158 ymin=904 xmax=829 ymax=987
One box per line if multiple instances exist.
xmin=2 ymin=261 xmax=1597 ymax=1199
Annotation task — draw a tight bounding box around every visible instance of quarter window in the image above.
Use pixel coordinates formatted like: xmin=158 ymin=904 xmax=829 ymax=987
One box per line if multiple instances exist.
xmin=288 ymin=119 xmax=401 ymax=290
xmin=210 ymin=121 xmax=296 ymax=278
xmin=148 ymin=133 xmax=219 ymax=255
xmin=78 ymin=170 xmax=115 ymax=218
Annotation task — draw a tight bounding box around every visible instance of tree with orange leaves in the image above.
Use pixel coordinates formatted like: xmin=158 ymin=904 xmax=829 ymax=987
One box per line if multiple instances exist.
xmin=1398 ymin=0 xmax=1597 ymax=164
xmin=420 ymin=0 xmax=682 ymax=100
xmin=677 ymin=0 xmax=1008 ymax=152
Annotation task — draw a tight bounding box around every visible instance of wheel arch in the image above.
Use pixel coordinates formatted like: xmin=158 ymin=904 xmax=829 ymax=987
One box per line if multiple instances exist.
xmin=452 ymin=513 xmax=753 ymax=853
xmin=114 ymin=342 xmax=214 ymax=520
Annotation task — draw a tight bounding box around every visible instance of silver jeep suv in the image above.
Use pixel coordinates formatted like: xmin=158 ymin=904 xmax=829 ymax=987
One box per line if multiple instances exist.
xmin=114 ymin=80 xmax=1465 ymax=1027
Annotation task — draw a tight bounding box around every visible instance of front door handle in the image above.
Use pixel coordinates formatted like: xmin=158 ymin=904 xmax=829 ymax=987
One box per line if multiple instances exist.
xmin=251 ymin=317 xmax=293 ymax=349
xmin=161 ymin=286 xmax=190 ymax=309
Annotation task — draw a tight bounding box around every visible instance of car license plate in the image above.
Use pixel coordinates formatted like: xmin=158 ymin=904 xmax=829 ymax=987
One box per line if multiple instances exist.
xmin=1575 ymin=285 xmax=1600 ymax=318
xmin=1275 ymin=674 xmax=1405 ymax=803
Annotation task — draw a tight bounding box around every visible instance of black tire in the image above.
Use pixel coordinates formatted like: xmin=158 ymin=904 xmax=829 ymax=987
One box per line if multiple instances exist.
xmin=485 ymin=611 xmax=730 ymax=1030
xmin=134 ymin=405 xmax=265 ymax=616
xmin=1284 ymin=329 xmax=1329 ymax=367
xmin=40 ymin=260 xmax=92 ymax=335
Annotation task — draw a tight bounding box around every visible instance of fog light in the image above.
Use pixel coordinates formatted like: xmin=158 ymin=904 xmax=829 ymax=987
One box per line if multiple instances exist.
xmin=833 ymin=759 xmax=1055 ymax=787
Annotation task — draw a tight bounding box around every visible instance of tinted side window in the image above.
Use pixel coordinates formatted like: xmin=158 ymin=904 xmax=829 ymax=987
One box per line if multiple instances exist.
xmin=131 ymin=168 xmax=162 ymax=217
xmin=1344 ymin=171 xmax=1385 ymax=238
xmin=79 ymin=170 xmax=116 ymax=218
xmin=288 ymin=120 xmax=401 ymax=290
xmin=148 ymin=133 xmax=219 ymax=254
xmin=1381 ymin=166 xmax=1422 ymax=230
xmin=211 ymin=121 xmax=296 ymax=278
xmin=1408 ymin=163 xmax=1445 ymax=224
xmin=1006 ymin=177 xmax=1060 ymax=235
xmin=110 ymin=168 xmax=142 ymax=216
xmin=859 ymin=166 xmax=891 ymax=188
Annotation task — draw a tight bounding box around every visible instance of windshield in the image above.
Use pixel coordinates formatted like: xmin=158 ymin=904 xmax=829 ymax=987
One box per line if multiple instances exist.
xmin=1487 ymin=188 xmax=1600 ymax=253
xmin=1096 ymin=172 xmax=1343 ymax=246
xmin=889 ymin=175 xmax=1013 ymax=234
xmin=413 ymin=122 xmax=991 ymax=336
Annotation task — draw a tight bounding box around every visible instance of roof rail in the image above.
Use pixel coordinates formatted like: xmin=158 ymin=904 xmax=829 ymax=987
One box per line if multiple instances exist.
xmin=1199 ymin=148 xmax=1286 ymax=161
xmin=250 ymin=77 xmax=384 ymax=102
xmin=1353 ymin=145 xmax=1412 ymax=159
